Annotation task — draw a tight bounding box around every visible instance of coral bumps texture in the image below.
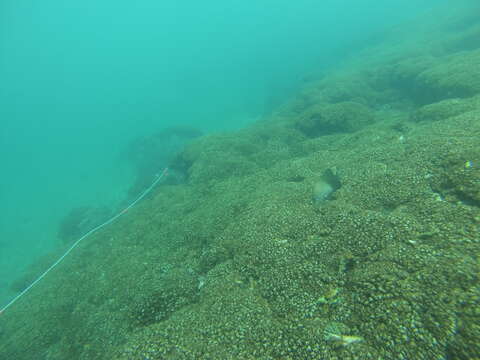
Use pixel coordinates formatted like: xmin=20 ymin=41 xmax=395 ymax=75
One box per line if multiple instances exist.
xmin=1 ymin=4 xmax=480 ymax=360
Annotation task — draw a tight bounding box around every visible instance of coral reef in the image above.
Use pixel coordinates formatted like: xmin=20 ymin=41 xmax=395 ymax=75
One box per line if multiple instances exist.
xmin=125 ymin=125 xmax=202 ymax=194
xmin=1 ymin=3 xmax=480 ymax=360
xmin=57 ymin=205 xmax=112 ymax=244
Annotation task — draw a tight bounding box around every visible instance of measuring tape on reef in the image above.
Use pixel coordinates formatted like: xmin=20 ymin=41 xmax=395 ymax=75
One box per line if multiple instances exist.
xmin=0 ymin=168 xmax=169 ymax=316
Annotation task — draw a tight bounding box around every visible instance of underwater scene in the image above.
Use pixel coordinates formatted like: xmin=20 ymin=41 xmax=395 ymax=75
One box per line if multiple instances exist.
xmin=1 ymin=1 xmax=479 ymax=359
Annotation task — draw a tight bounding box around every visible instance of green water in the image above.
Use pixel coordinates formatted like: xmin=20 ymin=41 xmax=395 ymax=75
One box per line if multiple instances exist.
xmin=1 ymin=1 xmax=479 ymax=359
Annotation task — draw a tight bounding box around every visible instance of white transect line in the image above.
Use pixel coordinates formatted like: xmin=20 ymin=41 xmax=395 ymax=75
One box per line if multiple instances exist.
xmin=0 ymin=167 xmax=169 ymax=315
